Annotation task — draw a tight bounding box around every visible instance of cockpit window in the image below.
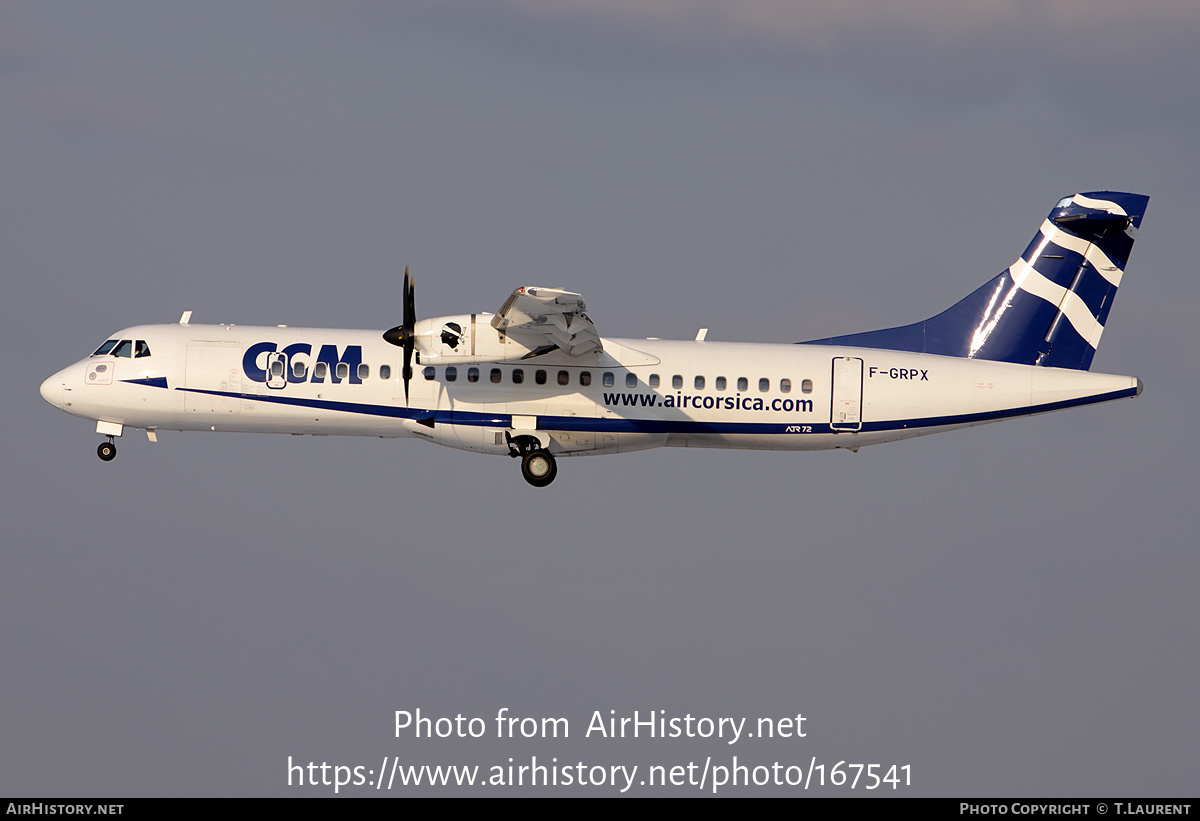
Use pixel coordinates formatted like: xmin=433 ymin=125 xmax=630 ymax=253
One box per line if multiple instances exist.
xmin=92 ymin=338 xmax=149 ymax=357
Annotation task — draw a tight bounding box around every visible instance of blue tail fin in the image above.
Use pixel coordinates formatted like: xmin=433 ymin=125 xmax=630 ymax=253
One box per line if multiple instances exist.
xmin=801 ymin=191 xmax=1149 ymax=370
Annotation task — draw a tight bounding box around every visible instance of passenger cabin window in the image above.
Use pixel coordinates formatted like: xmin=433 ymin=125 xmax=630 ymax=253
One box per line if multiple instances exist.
xmin=649 ymin=374 xmax=660 ymax=388
xmin=445 ymin=366 xmax=457 ymax=382
xmin=801 ymin=379 xmax=813 ymax=394
xmin=759 ymin=378 xmax=769 ymax=392
xmin=626 ymin=373 xmax=637 ymax=388
xmin=293 ymin=361 xmax=307 ymax=379
xmin=672 ymin=375 xmax=683 ymax=389
xmin=490 ymin=368 xmax=502 ymax=384
xmin=512 ymin=369 xmax=524 ymax=384
xmin=336 ymin=363 xmax=350 ymax=380
xmin=602 ymin=372 xmax=614 ymax=387
xmin=270 ymin=359 xmax=285 ymax=378
xmin=557 ymin=370 xmax=570 ymax=386
xmin=716 ymin=376 xmax=727 ymax=390
xmin=358 ymin=363 xmax=370 ymax=380
xmin=580 ymin=371 xmax=592 ymax=387
xmin=314 ymin=362 xmax=328 ymax=380
xmin=380 ymin=364 xmax=392 ymax=379
xmin=694 ymin=375 xmax=705 ymax=389
xmin=134 ymin=340 xmax=151 ymax=358
xmin=780 ymin=378 xmax=791 ymax=393
xmin=423 ymin=366 xmax=435 ymax=380
xmin=737 ymin=377 xmax=748 ymax=391
xmin=535 ymin=370 xmax=547 ymax=385
xmin=468 ymin=367 xmax=479 ymax=383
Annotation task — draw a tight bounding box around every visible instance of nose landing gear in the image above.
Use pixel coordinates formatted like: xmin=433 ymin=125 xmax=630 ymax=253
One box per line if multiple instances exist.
xmin=97 ymin=436 xmax=117 ymax=462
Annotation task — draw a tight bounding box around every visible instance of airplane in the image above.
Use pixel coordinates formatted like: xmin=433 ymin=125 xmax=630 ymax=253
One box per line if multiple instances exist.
xmin=40 ymin=191 xmax=1146 ymax=487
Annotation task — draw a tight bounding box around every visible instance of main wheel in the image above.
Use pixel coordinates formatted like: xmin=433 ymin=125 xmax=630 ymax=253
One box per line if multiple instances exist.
xmin=97 ymin=441 xmax=116 ymax=461
xmin=520 ymin=449 xmax=557 ymax=487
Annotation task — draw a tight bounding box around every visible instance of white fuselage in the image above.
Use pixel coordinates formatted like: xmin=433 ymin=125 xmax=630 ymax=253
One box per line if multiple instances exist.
xmin=40 ymin=321 xmax=1141 ymax=458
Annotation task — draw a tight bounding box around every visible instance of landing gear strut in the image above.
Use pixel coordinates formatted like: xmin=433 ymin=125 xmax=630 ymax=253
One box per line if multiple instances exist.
xmin=506 ymin=431 xmax=558 ymax=487
xmin=97 ymin=436 xmax=116 ymax=462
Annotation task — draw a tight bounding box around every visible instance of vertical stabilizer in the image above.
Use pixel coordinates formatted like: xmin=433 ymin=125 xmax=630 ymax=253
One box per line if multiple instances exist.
xmin=801 ymin=191 xmax=1149 ymax=370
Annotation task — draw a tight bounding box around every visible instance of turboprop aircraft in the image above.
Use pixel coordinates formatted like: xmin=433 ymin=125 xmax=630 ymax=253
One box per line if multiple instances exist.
xmin=40 ymin=191 xmax=1146 ymax=487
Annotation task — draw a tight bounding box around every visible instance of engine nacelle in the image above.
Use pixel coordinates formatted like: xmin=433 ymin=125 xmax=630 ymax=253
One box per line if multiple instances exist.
xmin=414 ymin=313 xmax=539 ymax=364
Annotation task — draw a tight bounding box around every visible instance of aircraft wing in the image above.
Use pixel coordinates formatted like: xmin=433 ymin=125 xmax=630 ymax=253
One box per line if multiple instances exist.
xmin=489 ymin=287 xmax=602 ymax=356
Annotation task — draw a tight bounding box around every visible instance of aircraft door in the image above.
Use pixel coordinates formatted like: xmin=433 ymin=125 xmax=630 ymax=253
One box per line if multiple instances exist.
xmin=185 ymin=342 xmax=242 ymax=415
xmin=830 ymin=356 xmax=863 ymax=431
xmin=265 ymin=351 xmax=287 ymax=390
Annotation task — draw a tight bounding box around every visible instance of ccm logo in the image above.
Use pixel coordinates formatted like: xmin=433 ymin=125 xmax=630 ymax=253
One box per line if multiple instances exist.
xmin=242 ymin=342 xmax=364 ymax=385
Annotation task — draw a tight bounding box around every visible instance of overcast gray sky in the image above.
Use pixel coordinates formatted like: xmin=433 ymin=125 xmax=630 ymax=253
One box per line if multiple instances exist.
xmin=4 ymin=1 xmax=1197 ymax=796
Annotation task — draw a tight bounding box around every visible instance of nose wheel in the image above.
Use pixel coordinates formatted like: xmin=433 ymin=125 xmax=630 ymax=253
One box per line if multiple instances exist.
xmin=520 ymin=449 xmax=557 ymax=487
xmin=97 ymin=436 xmax=116 ymax=462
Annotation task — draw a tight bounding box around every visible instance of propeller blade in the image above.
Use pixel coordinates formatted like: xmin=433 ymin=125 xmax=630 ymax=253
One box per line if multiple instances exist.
xmin=404 ymin=268 xmax=415 ymax=330
xmin=382 ymin=267 xmax=416 ymax=404
xmin=403 ymin=268 xmax=414 ymax=404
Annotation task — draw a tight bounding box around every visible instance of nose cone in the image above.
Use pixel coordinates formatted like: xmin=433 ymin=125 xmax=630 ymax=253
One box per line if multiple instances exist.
xmin=40 ymin=371 xmax=68 ymax=409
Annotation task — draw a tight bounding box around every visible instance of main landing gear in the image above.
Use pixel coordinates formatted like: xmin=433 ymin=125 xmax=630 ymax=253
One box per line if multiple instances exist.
xmin=521 ymin=449 xmax=557 ymax=488
xmin=97 ymin=436 xmax=117 ymax=462
xmin=506 ymin=432 xmax=558 ymax=487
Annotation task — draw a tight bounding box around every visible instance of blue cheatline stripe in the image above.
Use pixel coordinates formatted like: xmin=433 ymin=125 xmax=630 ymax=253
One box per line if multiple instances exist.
xmin=180 ymin=387 xmax=425 ymax=419
xmin=122 ymin=376 xmax=169 ymax=389
xmin=177 ymin=385 xmax=1137 ymax=437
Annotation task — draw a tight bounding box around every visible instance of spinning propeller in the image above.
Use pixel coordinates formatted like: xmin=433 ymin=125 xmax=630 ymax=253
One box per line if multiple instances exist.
xmin=382 ymin=268 xmax=417 ymax=403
